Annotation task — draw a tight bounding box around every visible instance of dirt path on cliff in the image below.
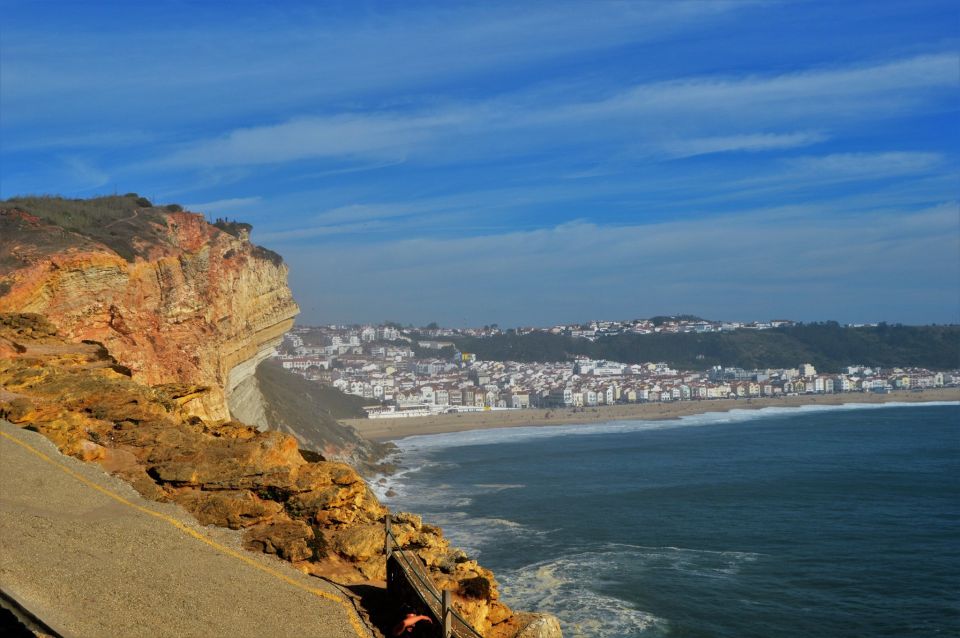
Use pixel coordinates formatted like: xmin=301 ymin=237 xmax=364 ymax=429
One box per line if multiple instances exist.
xmin=0 ymin=421 xmax=373 ymax=638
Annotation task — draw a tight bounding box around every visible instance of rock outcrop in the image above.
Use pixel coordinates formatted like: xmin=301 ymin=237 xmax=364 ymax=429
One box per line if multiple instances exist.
xmin=0 ymin=315 xmax=557 ymax=637
xmin=0 ymin=200 xmax=298 ymax=422
xmin=0 ymin=195 xmax=561 ymax=637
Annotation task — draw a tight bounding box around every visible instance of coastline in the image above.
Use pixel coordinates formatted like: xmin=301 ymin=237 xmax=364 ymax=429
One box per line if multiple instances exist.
xmin=344 ymin=387 xmax=960 ymax=442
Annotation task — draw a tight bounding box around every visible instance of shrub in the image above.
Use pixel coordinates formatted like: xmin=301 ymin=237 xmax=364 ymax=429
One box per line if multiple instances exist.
xmin=458 ymin=576 xmax=491 ymax=599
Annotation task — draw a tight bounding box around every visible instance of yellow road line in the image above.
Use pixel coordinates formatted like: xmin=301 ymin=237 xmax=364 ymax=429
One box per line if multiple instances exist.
xmin=0 ymin=430 xmax=371 ymax=638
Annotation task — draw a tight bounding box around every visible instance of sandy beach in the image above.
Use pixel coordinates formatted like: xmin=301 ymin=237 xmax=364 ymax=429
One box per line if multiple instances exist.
xmin=344 ymin=388 xmax=960 ymax=442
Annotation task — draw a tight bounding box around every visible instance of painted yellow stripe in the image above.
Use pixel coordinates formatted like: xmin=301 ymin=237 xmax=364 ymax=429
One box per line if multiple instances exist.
xmin=0 ymin=430 xmax=370 ymax=638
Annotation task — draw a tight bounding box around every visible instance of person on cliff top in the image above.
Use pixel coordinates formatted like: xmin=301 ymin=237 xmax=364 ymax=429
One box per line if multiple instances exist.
xmin=391 ymin=604 xmax=433 ymax=636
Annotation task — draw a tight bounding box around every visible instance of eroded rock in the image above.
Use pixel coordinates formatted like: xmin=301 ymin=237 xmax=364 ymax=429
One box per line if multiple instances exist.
xmin=243 ymin=518 xmax=314 ymax=562
xmin=172 ymin=489 xmax=283 ymax=529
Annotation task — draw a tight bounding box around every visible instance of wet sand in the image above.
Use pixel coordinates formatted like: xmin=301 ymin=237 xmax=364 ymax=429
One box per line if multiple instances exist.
xmin=344 ymin=388 xmax=960 ymax=442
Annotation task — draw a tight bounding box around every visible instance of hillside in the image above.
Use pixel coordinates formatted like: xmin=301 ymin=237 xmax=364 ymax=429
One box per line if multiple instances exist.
xmin=445 ymin=323 xmax=960 ymax=371
xmin=254 ymin=359 xmax=390 ymax=471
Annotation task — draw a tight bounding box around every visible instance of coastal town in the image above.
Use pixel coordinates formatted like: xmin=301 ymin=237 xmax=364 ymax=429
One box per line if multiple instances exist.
xmin=274 ymin=321 xmax=958 ymax=419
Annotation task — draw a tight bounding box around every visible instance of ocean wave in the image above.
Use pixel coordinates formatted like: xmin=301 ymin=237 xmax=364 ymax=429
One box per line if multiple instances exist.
xmin=421 ymin=511 xmax=548 ymax=558
xmin=390 ymin=400 xmax=959 ymax=454
xmin=500 ymin=550 xmax=670 ymax=638
xmin=474 ymin=483 xmax=525 ymax=491
xmin=500 ymin=544 xmax=763 ymax=637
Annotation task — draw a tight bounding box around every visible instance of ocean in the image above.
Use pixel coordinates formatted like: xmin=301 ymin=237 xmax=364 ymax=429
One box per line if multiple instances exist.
xmin=375 ymin=402 xmax=960 ymax=638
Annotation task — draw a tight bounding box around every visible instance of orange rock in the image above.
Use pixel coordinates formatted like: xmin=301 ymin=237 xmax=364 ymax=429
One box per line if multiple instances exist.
xmin=243 ymin=518 xmax=314 ymax=562
xmin=172 ymin=490 xmax=283 ymax=529
xmin=0 ymin=208 xmax=299 ymax=423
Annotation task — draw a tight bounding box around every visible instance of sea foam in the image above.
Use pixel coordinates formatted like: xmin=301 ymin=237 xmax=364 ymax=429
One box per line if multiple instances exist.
xmin=499 ymin=543 xmax=763 ymax=637
xmin=500 ymin=547 xmax=670 ymax=638
xmin=390 ymin=400 xmax=959 ymax=455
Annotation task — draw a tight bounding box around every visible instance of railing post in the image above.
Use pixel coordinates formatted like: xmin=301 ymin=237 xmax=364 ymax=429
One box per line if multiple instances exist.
xmin=442 ymin=589 xmax=452 ymax=638
xmin=384 ymin=516 xmax=392 ymax=560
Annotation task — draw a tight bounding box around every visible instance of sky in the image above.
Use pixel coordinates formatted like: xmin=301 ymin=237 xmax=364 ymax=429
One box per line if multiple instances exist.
xmin=2 ymin=0 xmax=958 ymax=327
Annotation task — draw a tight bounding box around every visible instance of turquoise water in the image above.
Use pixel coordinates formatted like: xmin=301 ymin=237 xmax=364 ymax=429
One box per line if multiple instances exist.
xmin=377 ymin=402 xmax=960 ymax=637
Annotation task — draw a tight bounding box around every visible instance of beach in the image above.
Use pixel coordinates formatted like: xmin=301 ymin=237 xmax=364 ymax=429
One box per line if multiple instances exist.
xmin=344 ymin=387 xmax=960 ymax=441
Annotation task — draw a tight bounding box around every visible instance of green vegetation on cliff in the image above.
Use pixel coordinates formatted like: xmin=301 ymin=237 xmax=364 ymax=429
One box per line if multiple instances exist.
xmin=445 ymin=323 xmax=960 ymax=371
xmin=2 ymin=194 xmax=173 ymax=261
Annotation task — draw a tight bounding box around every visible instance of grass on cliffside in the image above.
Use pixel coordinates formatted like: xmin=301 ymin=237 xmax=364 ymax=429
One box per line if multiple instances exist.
xmin=1 ymin=194 xmax=174 ymax=261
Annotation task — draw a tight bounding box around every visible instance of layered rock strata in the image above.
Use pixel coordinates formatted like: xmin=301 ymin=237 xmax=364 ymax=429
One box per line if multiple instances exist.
xmin=0 ymin=206 xmax=297 ymax=422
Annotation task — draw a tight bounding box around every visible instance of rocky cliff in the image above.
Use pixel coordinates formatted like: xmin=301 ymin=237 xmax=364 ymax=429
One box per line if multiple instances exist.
xmin=0 ymin=195 xmax=560 ymax=637
xmin=0 ymin=197 xmax=297 ymax=422
xmin=0 ymin=314 xmax=557 ymax=637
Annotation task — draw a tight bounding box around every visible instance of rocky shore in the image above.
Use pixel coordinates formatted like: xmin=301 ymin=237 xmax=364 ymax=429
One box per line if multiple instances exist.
xmin=344 ymin=387 xmax=960 ymax=441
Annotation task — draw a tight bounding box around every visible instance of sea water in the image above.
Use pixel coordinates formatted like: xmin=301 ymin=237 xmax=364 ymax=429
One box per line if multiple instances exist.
xmin=375 ymin=403 xmax=960 ymax=637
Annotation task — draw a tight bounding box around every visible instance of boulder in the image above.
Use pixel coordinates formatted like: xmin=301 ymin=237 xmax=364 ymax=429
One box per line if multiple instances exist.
xmin=329 ymin=523 xmax=384 ymax=562
xmin=172 ymin=489 xmax=282 ymax=529
xmin=243 ymin=518 xmax=314 ymax=563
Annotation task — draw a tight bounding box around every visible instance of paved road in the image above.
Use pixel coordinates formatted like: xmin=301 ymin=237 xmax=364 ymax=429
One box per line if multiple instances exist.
xmin=0 ymin=421 xmax=372 ymax=638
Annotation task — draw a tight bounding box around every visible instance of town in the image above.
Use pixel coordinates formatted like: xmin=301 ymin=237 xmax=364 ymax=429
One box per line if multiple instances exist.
xmin=274 ymin=321 xmax=957 ymax=418
xmin=414 ymin=315 xmax=801 ymax=340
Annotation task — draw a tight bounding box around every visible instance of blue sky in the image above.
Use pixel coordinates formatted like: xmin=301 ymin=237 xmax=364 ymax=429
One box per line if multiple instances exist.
xmin=2 ymin=0 xmax=958 ymax=326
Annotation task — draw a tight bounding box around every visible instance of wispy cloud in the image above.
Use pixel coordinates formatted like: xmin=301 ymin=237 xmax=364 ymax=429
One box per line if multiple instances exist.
xmin=184 ymin=196 xmax=262 ymax=214
xmin=1 ymin=1 xmax=750 ymax=126
xmin=659 ymin=132 xmax=827 ymax=158
xmin=149 ymin=53 xmax=957 ymax=170
xmin=783 ymin=152 xmax=945 ymax=179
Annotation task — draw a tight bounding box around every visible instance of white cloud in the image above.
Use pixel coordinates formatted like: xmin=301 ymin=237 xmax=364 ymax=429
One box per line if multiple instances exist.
xmin=311 ymin=204 xmax=415 ymax=225
xmin=659 ymin=132 xmax=827 ymax=158
xmin=1 ymin=2 xmax=751 ymax=126
xmin=151 ymin=53 xmax=957 ymax=170
xmin=783 ymin=152 xmax=944 ymax=178
xmin=573 ymin=53 xmax=959 ymax=124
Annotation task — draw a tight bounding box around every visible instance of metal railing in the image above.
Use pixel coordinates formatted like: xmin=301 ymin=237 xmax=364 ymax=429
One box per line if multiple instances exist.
xmin=385 ymin=518 xmax=484 ymax=638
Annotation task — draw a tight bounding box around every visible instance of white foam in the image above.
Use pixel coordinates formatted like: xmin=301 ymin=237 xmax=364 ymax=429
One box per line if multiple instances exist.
xmin=473 ymin=483 xmax=525 ymax=491
xmin=500 ymin=543 xmax=763 ymax=637
xmin=500 ymin=549 xmax=670 ymax=638
xmin=392 ymin=401 xmax=959 ymax=454
xmin=418 ymin=510 xmax=547 ymax=558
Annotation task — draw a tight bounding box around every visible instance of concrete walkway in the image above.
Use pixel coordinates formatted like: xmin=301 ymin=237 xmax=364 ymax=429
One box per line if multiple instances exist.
xmin=0 ymin=421 xmax=372 ymax=638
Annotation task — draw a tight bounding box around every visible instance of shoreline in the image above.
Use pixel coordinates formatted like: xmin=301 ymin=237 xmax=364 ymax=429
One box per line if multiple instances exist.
xmin=345 ymin=388 xmax=960 ymax=442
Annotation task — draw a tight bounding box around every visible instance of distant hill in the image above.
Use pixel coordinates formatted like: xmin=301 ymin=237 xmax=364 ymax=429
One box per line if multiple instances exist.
xmin=447 ymin=323 xmax=960 ymax=371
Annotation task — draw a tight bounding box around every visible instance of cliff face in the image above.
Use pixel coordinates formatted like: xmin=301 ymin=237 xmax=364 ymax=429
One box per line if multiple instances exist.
xmin=0 ymin=314 xmax=555 ymax=638
xmin=0 ymin=196 xmax=560 ymax=636
xmin=0 ymin=204 xmax=298 ymax=422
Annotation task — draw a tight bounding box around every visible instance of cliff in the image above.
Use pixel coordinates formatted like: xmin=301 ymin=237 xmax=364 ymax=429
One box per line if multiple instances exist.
xmin=0 ymin=196 xmax=297 ymax=423
xmin=0 ymin=195 xmax=560 ymax=636
xmin=0 ymin=314 xmax=557 ymax=637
